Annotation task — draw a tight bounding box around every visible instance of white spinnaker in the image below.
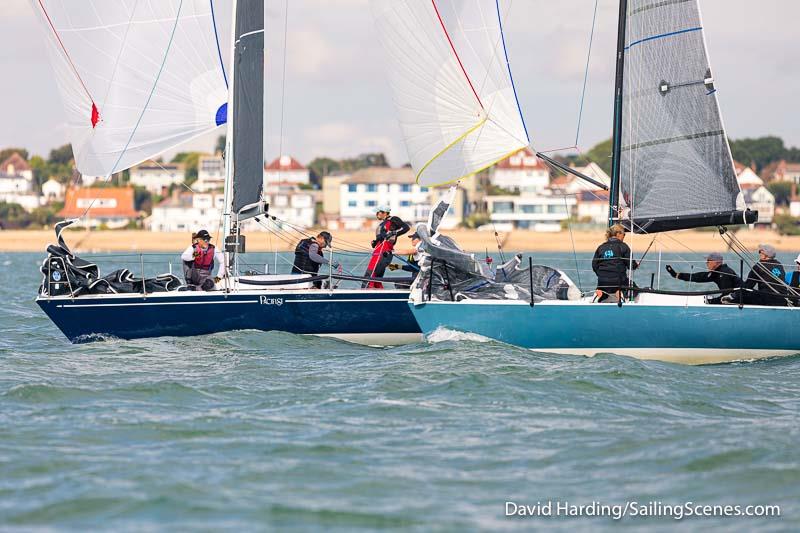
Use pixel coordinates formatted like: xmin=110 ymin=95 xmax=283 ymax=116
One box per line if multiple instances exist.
xmin=32 ymin=0 xmax=229 ymax=177
xmin=370 ymin=0 xmax=529 ymax=186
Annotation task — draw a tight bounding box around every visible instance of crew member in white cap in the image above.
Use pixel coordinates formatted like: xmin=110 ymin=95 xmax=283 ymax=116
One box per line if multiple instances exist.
xmin=665 ymin=252 xmax=740 ymax=304
xmin=730 ymin=244 xmax=789 ymax=306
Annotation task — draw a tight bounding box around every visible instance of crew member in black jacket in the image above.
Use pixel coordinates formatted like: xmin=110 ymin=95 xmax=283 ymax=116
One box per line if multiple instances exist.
xmin=735 ymin=244 xmax=789 ymax=306
xmin=592 ymin=224 xmax=638 ymax=302
xmin=665 ymin=252 xmax=741 ymax=304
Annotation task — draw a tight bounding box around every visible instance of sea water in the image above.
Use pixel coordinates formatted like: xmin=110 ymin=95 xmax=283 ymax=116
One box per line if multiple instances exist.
xmin=1 ymin=250 xmax=799 ymax=531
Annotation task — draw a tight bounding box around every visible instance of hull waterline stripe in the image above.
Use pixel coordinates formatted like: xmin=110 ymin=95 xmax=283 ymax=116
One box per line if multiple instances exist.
xmin=54 ymin=298 xmax=406 ymax=308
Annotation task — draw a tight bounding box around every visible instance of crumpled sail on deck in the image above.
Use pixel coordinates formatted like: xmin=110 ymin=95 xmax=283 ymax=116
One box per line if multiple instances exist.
xmin=617 ymin=0 xmax=752 ymax=232
xmin=32 ymin=0 xmax=229 ymax=177
xmin=370 ymin=0 xmax=529 ymax=186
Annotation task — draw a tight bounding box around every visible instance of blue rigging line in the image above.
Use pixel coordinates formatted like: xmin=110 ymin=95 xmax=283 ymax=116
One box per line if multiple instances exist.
xmin=210 ymin=0 xmax=228 ymax=87
xmin=494 ymin=0 xmax=529 ymax=143
xmin=625 ymin=27 xmax=702 ymax=50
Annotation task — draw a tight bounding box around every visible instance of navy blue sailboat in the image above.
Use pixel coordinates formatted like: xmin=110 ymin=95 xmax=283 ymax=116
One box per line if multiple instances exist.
xmin=34 ymin=0 xmax=420 ymax=345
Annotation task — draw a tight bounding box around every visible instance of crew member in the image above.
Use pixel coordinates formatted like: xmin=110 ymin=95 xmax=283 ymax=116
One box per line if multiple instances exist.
xmin=729 ymin=244 xmax=789 ymax=306
xmin=180 ymin=229 xmax=225 ymax=291
xmin=291 ymin=231 xmax=339 ymax=289
xmin=363 ymin=205 xmax=410 ymax=288
xmin=785 ymin=253 xmax=800 ymax=288
xmin=388 ymin=232 xmax=423 ymax=289
xmin=665 ymin=252 xmax=741 ymax=304
xmin=591 ymin=224 xmax=638 ymax=303
xmin=182 ymin=232 xmax=198 ymax=282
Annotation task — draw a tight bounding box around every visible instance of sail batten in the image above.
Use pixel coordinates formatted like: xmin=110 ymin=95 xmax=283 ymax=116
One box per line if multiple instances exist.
xmin=615 ymin=0 xmax=749 ymax=232
xmin=370 ymin=0 xmax=528 ymax=187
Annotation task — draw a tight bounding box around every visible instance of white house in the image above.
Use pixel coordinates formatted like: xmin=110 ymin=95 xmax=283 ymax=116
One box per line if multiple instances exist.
xmin=194 ymin=154 xmax=225 ymax=192
xmin=148 ymin=191 xmax=226 ymax=233
xmin=490 ymin=147 xmax=550 ymax=193
xmin=264 ymin=155 xmax=310 ymax=186
xmin=263 ymin=183 xmax=316 ymax=228
xmin=0 ymin=152 xmax=33 ymax=194
xmin=737 ymin=167 xmax=763 ymax=188
xmin=575 ymin=190 xmax=610 ymax=225
xmin=485 ymin=194 xmax=576 ymax=231
xmin=741 ymin=186 xmax=775 ymax=225
xmin=337 ymin=167 xmax=429 ymax=229
xmin=130 ymin=162 xmax=185 ymax=194
xmin=41 ymin=178 xmax=66 ymax=203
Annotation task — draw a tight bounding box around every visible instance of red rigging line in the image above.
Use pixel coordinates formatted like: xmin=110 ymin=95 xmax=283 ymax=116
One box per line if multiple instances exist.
xmin=430 ymin=0 xmax=484 ymax=111
xmin=37 ymin=0 xmax=100 ymax=128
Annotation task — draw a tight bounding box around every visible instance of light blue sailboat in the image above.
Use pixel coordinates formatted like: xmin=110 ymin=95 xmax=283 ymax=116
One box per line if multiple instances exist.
xmin=372 ymin=0 xmax=798 ymax=364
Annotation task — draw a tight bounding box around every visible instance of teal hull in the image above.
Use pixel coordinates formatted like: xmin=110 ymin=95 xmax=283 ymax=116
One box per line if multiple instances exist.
xmin=409 ymin=298 xmax=800 ymax=364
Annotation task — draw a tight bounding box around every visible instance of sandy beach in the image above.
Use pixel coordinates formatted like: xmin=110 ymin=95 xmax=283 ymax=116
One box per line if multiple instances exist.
xmin=2 ymin=227 xmax=799 ymax=254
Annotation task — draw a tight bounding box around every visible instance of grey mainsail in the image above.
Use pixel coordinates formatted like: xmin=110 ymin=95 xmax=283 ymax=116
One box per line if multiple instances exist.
xmin=231 ymin=0 xmax=264 ymax=214
xmin=615 ymin=0 xmax=754 ymax=232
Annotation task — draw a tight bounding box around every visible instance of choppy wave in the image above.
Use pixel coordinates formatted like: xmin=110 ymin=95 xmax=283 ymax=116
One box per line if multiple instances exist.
xmin=2 ymin=252 xmax=800 ymax=530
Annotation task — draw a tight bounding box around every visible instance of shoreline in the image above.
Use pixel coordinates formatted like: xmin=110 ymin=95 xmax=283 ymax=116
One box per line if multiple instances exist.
xmin=3 ymin=228 xmax=800 ymax=254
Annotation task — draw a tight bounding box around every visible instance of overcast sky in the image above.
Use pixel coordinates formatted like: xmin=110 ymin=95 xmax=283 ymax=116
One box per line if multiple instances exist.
xmin=1 ymin=0 xmax=798 ymax=167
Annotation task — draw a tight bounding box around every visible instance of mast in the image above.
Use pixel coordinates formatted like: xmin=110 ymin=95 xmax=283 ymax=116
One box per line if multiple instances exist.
xmin=608 ymin=0 xmax=628 ymax=226
xmin=221 ymin=0 xmax=238 ymax=273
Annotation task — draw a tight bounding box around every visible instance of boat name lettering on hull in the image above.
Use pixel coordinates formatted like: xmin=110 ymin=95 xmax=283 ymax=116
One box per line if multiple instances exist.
xmin=259 ymin=296 xmax=284 ymax=306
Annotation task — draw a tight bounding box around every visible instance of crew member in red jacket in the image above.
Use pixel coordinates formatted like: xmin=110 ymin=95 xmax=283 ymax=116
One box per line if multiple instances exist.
xmin=363 ymin=205 xmax=410 ymax=288
xmin=180 ymin=229 xmax=225 ymax=291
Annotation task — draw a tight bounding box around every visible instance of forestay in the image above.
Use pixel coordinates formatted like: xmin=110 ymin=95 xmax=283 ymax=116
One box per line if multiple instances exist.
xmin=32 ymin=0 xmax=229 ymax=177
xmin=618 ymin=0 xmax=749 ymax=232
xmin=370 ymin=0 xmax=529 ymax=186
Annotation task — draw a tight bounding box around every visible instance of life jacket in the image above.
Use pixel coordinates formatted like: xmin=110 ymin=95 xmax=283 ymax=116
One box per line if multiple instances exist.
xmin=292 ymin=238 xmax=321 ymax=274
xmin=193 ymin=244 xmax=215 ymax=271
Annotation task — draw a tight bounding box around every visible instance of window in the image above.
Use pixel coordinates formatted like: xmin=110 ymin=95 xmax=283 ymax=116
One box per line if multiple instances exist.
xmin=366 ymin=184 xmax=377 ymax=192
xmin=366 ymin=200 xmax=377 ymax=208
xmin=400 ymin=200 xmax=411 ymax=207
xmin=348 ymin=200 xmax=357 ymax=208
xmin=420 ymin=186 xmax=429 ymax=192
xmin=400 ymin=184 xmax=411 ymax=192
xmin=347 ymin=184 xmax=358 ymax=192
xmin=519 ymin=204 xmax=543 ymax=214
xmin=547 ymin=204 xmax=567 ymax=214
xmin=492 ymin=201 xmax=514 ymax=214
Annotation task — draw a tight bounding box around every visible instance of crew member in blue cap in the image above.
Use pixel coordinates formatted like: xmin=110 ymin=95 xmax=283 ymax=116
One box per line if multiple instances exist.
xmin=666 ymin=252 xmax=740 ymax=304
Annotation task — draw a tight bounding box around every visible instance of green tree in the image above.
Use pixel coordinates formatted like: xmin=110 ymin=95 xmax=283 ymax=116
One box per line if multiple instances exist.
xmin=584 ymin=138 xmax=614 ymax=176
xmin=766 ymin=181 xmax=792 ymax=206
xmin=132 ymin=186 xmax=154 ymax=213
xmin=729 ymin=137 xmax=786 ymax=171
xmin=171 ymin=152 xmax=203 ymax=184
xmin=0 ymin=201 xmax=32 ymax=229
xmin=0 ymin=147 xmax=30 ymax=162
xmin=308 ymin=157 xmax=341 ymax=178
xmin=215 ymin=135 xmax=226 ymax=154
xmin=48 ymin=144 xmax=74 ymax=166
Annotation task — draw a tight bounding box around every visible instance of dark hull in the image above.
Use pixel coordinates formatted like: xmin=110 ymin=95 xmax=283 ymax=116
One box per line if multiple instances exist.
xmin=37 ymin=290 xmax=420 ymax=345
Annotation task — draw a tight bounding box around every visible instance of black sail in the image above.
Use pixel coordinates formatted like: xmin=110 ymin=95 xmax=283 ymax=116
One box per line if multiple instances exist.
xmin=231 ymin=0 xmax=264 ymax=214
xmin=614 ymin=0 xmax=755 ymax=233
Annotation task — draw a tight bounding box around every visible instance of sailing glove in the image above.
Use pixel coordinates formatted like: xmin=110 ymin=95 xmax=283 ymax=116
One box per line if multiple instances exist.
xmin=665 ymin=265 xmax=677 ymax=277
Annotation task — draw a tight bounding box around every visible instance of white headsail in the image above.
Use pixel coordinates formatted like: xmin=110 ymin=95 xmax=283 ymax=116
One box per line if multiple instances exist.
xmin=370 ymin=0 xmax=529 ymax=186
xmin=32 ymin=0 xmax=230 ymax=177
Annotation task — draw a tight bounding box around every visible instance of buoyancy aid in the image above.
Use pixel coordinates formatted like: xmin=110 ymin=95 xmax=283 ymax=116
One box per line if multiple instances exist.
xmin=292 ymin=238 xmax=321 ymax=274
xmin=193 ymin=244 xmax=215 ymax=271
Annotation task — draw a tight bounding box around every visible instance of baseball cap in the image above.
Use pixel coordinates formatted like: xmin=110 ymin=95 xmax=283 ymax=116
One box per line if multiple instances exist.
xmin=758 ymin=244 xmax=776 ymax=258
xmin=376 ymin=205 xmax=391 ymax=213
xmin=705 ymin=252 xmax=723 ymax=262
xmin=195 ymin=229 xmax=212 ymax=241
xmin=794 ymin=253 xmax=800 ymax=264
xmin=408 ymin=232 xmax=420 ymax=239
xmin=318 ymin=231 xmax=332 ymax=246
